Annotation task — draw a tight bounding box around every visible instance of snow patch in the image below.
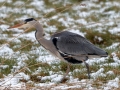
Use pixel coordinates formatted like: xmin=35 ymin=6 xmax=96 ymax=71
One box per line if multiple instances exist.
xmin=104 ymin=78 xmax=120 ymax=89
xmin=109 ymin=27 xmax=120 ymax=34
xmin=0 ymin=45 xmax=14 ymax=57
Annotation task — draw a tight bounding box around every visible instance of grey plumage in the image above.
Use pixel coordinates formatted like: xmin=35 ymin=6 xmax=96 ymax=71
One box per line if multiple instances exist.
xmin=9 ymin=18 xmax=108 ymax=82
xmin=51 ymin=31 xmax=107 ymax=63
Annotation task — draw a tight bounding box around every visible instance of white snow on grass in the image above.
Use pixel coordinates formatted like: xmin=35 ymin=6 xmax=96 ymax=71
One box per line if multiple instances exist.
xmin=104 ymin=77 xmax=120 ymax=89
xmin=0 ymin=74 xmax=24 ymax=86
xmin=40 ymin=74 xmax=63 ymax=83
xmin=0 ymin=72 xmax=29 ymax=89
xmin=87 ymin=57 xmax=107 ymax=66
xmin=76 ymin=19 xmax=87 ymax=25
xmin=36 ymin=54 xmax=59 ymax=64
xmin=0 ymin=25 xmax=9 ymax=31
xmin=0 ymin=65 xmax=9 ymax=69
xmin=0 ymin=0 xmax=4 ymax=3
xmin=106 ymin=71 xmax=114 ymax=75
xmin=109 ymin=27 xmax=120 ymax=34
xmin=106 ymin=43 xmax=120 ymax=49
xmin=0 ymin=0 xmax=120 ymax=89
xmin=112 ymin=52 xmax=120 ymax=63
xmin=13 ymin=1 xmax=24 ymax=6
xmin=91 ymin=68 xmax=106 ymax=79
xmin=30 ymin=0 xmax=45 ymax=10
xmin=0 ymin=45 xmax=14 ymax=57
xmin=69 ymin=29 xmax=85 ymax=37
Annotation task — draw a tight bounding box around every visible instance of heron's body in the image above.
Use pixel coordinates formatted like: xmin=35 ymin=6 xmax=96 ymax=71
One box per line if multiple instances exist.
xmin=9 ymin=18 xmax=108 ymax=81
xmin=51 ymin=31 xmax=107 ymax=63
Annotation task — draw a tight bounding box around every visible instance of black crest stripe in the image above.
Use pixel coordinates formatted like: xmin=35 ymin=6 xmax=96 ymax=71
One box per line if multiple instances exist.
xmin=24 ymin=18 xmax=36 ymax=23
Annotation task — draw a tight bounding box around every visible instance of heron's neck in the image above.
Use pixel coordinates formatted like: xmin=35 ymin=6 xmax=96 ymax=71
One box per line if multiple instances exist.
xmin=35 ymin=22 xmax=50 ymax=50
xmin=35 ymin=22 xmax=45 ymax=37
xmin=34 ymin=22 xmax=64 ymax=60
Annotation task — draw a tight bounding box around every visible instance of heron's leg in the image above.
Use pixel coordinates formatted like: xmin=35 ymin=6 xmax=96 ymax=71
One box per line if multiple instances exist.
xmin=63 ymin=63 xmax=70 ymax=79
xmin=60 ymin=63 xmax=70 ymax=83
xmin=84 ymin=61 xmax=90 ymax=79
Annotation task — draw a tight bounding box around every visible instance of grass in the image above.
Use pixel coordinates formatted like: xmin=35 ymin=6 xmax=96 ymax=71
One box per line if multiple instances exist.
xmin=81 ymin=29 xmax=120 ymax=47
xmin=104 ymin=6 xmax=120 ymax=13
xmin=18 ymin=38 xmax=33 ymax=52
xmin=48 ymin=19 xmax=66 ymax=31
xmin=0 ymin=0 xmax=120 ymax=89
xmin=0 ymin=57 xmax=17 ymax=78
xmin=0 ymin=39 xmax=7 ymax=45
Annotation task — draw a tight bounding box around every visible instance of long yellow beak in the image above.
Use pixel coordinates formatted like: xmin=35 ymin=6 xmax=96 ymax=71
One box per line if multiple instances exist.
xmin=8 ymin=23 xmax=24 ymax=29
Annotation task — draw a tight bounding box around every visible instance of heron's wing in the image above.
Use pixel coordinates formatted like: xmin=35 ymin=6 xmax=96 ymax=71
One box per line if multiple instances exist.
xmin=51 ymin=31 xmax=107 ymax=60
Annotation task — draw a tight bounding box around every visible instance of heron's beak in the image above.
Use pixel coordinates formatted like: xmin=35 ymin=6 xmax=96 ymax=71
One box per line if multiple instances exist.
xmin=8 ymin=23 xmax=24 ymax=29
xmin=8 ymin=22 xmax=31 ymax=29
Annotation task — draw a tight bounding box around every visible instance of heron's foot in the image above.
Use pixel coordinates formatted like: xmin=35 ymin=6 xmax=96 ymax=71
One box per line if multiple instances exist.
xmin=88 ymin=74 xmax=91 ymax=79
xmin=59 ymin=76 xmax=69 ymax=83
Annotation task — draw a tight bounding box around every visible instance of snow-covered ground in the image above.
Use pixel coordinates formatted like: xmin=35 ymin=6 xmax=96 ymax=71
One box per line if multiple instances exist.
xmin=0 ymin=0 xmax=120 ymax=89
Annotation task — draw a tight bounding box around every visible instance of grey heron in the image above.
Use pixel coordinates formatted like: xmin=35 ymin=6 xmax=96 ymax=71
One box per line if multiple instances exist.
xmin=9 ymin=18 xmax=108 ymax=81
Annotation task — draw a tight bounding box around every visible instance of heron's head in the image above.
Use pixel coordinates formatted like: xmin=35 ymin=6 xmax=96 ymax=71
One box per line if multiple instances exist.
xmin=8 ymin=18 xmax=37 ymax=29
